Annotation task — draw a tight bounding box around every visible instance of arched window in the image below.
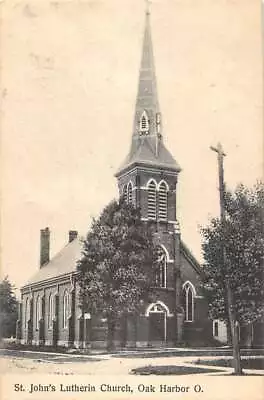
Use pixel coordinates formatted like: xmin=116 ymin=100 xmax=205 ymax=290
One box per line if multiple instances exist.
xmin=140 ymin=110 xmax=149 ymax=134
xmin=48 ymin=294 xmax=54 ymax=329
xmin=158 ymin=181 xmax=168 ymax=220
xmin=213 ymin=321 xmax=219 ymax=337
xmin=147 ymin=180 xmax=157 ymax=220
xmin=123 ymin=182 xmax=133 ymax=204
xmin=183 ymin=282 xmax=195 ymax=322
xmin=24 ymin=298 xmax=30 ymax=329
xmin=155 ymin=246 xmax=167 ymax=288
xmin=123 ymin=184 xmax=128 ymax=203
xmin=62 ymin=290 xmax=70 ymax=329
xmin=35 ymin=295 xmax=41 ymax=330
xmin=127 ymin=182 xmax=133 ymax=204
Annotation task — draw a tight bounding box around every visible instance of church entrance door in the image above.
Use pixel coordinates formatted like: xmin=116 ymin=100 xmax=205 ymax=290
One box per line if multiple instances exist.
xmin=148 ymin=303 xmax=167 ymax=343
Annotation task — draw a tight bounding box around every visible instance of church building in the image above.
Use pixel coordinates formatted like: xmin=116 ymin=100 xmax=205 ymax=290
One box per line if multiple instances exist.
xmin=17 ymin=10 xmax=213 ymax=348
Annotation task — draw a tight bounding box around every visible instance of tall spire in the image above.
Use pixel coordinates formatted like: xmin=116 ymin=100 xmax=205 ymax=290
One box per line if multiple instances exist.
xmin=115 ymin=7 xmax=181 ymax=177
xmin=133 ymin=6 xmax=161 ymax=139
xmin=145 ymin=0 xmax=150 ymax=15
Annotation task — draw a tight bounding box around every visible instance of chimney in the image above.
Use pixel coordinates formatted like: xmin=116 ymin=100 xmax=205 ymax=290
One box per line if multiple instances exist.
xmin=68 ymin=230 xmax=78 ymax=243
xmin=40 ymin=227 xmax=50 ymax=267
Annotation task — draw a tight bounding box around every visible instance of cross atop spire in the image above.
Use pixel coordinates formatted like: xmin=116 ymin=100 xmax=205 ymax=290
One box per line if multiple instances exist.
xmin=145 ymin=0 xmax=151 ymax=15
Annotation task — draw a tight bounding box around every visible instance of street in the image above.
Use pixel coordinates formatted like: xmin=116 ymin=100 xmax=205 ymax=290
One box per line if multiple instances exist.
xmin=0 ymin=348 xmax=263 ymax=375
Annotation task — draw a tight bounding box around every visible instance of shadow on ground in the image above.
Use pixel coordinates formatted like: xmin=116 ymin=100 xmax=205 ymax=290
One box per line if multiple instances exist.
xmin=130 ymin=365 xmax=224 ymax=375
xmin=193 ymin=357 xmax=264 ymax=370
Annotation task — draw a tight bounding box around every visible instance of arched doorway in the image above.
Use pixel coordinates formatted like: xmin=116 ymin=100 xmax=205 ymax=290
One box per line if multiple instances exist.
xmin=146 ymin=301 xmax=171 ymax=343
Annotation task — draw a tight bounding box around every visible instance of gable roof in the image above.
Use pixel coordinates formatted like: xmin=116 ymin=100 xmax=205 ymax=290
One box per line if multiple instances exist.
xmin=180 ymin=241 xmax=202 ymax=275
xmin=22 ymin=237 xmax=201 ymax=289
xmin=22 ymin=238 xmax=83 ymax=288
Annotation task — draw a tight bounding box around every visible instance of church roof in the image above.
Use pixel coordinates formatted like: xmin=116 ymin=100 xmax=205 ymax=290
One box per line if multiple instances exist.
xmin=116 ymin=10 xmax=181 ymax=177
xmin=23 ymin=238 xmax=83 ymax=287
xmin=116 ymin=136 xmax=181 ymax=176
xmin=180 ymin=241 xmax=202 ymax=275
xmin=22 ymin=237 xmax=201 ymax=289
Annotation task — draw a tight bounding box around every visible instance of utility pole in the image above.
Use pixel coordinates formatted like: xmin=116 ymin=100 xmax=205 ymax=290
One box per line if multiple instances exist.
xmin=210 ymin=143 xmax=242 ymax=375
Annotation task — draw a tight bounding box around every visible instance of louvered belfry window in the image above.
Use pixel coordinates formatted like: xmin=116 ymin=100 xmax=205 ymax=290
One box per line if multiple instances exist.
xmin=127 ymin=182 xmax=133 ymax=204
xmin=140 ymin=110 xmax=149 ymax=134
xmin=123 ymin=184 xmax=128 ymax=203
xmin=158 ymin=182 xmax=168 ymax=220
xmin=147 ymin=180 xmax=157 ymax=219
xmin=141 ymin=115 xmax=147 ymax=129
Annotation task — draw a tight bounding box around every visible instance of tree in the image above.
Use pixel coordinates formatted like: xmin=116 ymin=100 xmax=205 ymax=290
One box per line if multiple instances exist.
xmin=0 ymin=276 xmax=18 ymax=339
xmin=201 ymin=182 xmax=264 ymax=374
xmin=77 ymin=198 xmax=156 ymax=349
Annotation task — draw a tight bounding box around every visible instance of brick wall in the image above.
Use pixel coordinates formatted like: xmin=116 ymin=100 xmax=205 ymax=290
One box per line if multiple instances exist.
xmin=21 ymin=276 xmax=78 ymax=347
xmin=117 ymin=167 xmax=178 ymax=223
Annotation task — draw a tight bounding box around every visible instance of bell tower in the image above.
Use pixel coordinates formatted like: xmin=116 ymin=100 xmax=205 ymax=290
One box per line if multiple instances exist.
xmin=115 ymin=7 xmax=183 ymax=344
xmin=115 ymin=9 xmax=181 ymax=230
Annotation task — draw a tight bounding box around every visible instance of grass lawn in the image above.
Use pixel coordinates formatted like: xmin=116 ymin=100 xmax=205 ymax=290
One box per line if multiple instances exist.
xmin=0 ymin=350 xmax=102 ymax=363
xmin=114 ymin=349 xmax=264 ymax=359
xmin=131 ymin=365 xmax=223 ymax=375
xmin=194 ymin=357 xmax=264 ymax=370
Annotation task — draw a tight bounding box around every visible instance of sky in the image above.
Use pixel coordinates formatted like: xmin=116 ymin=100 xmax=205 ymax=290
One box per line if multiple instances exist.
xmin=1 ymin=0 xmax=263 ymax=294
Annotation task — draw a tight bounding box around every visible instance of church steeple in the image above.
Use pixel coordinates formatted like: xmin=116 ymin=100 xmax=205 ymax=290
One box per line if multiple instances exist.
xmin=133 ymin=9 xmax=160 ymax=139
xmin=115 ymin=8 xmax=181 ymax=177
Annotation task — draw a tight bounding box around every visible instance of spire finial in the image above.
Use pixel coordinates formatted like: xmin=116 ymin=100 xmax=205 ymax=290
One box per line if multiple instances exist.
xmin=145 ymin=0 xmax=151 ymax=15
